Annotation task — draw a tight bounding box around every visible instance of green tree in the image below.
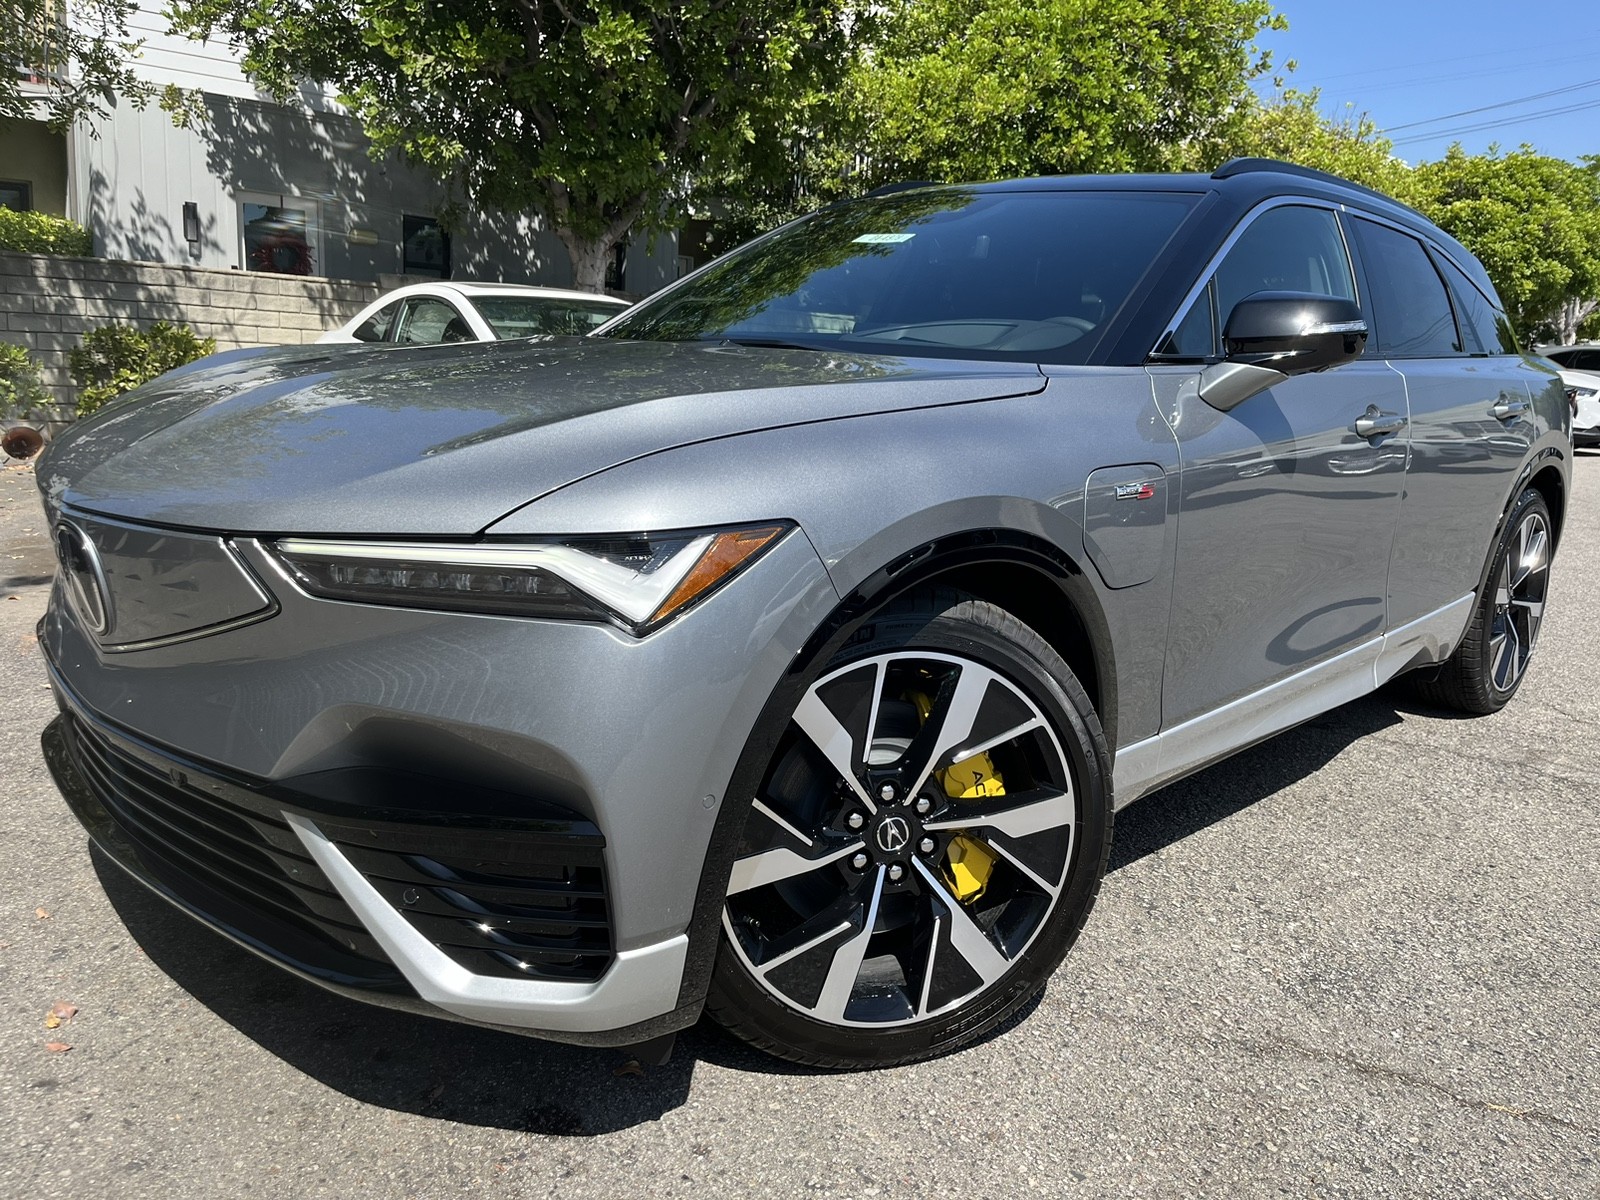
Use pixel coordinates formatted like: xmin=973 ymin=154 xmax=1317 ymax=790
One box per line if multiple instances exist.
xmin=842 ymin=0 xmax=1286 ymax=187
xmin=1 ymin=0 xmax=156 ymax=129
xmin=1228 ymin=89 xmax=1419 ymax=204
xmin=171 ymin=1 xmax=859 ymax=292
xmin=1412 ymin=146 xmax=1600 ymax=342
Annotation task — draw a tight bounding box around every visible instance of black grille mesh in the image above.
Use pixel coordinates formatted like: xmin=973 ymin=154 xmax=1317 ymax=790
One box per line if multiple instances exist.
xmin=61 ymin=712 xmax=613 ymax=985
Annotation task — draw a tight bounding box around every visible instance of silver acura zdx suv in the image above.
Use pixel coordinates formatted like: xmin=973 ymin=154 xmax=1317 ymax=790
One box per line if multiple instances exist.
xmin=37 ymin=160 xmax=1569 ymax=1069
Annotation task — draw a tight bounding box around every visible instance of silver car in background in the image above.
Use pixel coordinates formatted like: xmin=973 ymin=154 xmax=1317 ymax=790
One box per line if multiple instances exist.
xmin=37 ymin=160 xmax=1570 ymax=1070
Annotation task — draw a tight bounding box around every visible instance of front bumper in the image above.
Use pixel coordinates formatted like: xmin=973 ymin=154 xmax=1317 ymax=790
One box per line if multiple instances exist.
xmin=39 ymin=526 xmax=837 ymax=1041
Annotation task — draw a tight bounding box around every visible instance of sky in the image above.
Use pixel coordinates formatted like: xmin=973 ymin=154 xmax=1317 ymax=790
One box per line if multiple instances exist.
xmin=1256 ymin=1 xmax=1599 ymax=165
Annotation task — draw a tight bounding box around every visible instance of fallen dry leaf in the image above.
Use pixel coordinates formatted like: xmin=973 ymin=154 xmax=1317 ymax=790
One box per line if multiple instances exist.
xmin=45 ymin=1041 xmax=72 ymax=1053
xmin=34 ymin=907 xmax=49 ymax=920
xmin=44 ymin=1001 xmax=78 ymax=1030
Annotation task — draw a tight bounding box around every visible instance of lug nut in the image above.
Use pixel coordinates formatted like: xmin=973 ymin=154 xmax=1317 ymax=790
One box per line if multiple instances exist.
xmin=850 ymin=852 xmax=869 ymax=870
xmin=888 ymin=864 xmax=905 ymax=882
xmin=918 ymin=836 xmax=936 ymax=855
xmin=914 ymin=797 xmax=933 ymax=816
xmin=878 ymin=783 xmax=897 ymax=802
xmin=846 ymin=811 xmax=865 ymax=830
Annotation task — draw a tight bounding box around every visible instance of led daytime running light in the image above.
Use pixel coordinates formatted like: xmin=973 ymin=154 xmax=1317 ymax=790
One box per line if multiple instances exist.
xmin=274 ymin=523 xmax=790 ymax=632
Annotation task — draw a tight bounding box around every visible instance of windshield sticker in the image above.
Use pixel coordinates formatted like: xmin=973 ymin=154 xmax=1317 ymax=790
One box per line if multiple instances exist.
xmin=852 ymin=233 xmax=915 ymax=244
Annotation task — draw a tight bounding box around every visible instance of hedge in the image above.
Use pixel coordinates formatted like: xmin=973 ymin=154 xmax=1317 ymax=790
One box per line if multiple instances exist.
xmin=69 ymin=322 xmax=216 ymax=416
xmin=0 ymin=209 xmax=94 ymax=256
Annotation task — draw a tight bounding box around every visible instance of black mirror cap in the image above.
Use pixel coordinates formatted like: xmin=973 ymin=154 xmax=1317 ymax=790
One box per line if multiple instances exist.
xmin=1223 ymin=292 xmax=1368 ymax=375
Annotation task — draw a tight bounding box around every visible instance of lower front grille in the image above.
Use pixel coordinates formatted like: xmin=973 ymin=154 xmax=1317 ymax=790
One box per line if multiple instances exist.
xmin=50 ymin=702 xmax=615 ymax=988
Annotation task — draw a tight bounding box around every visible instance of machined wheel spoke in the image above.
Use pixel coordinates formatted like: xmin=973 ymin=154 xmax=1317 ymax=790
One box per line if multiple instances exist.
xmin=810 ymin=868 xmax=886 ymax=1023
xmin=793 ymin=689 xmax=877 ymax=811
xmin=1495 ymin=560 xmax=1512 ymax=609
xmin=728 ymin=840 xmax=864 ymax=895
xmin=907 ymin=663 xmax=1000 ymax=797
xmin=1511 ymin=522 xmax=1548 ymax=590
xmin=913 ymin=859 xmax=1012 ymax=986
xmin=923 ymin=787 xmax=1072 ymax=840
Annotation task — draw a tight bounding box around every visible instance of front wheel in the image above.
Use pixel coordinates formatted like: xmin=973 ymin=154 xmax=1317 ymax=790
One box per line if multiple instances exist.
xmin=706 ymin=589 xmax=1111 ymax=1069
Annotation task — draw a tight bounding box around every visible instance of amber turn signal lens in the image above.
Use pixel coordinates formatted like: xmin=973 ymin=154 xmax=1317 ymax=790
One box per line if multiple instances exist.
xmin=648 ymin=525 xmax=788 ymax=626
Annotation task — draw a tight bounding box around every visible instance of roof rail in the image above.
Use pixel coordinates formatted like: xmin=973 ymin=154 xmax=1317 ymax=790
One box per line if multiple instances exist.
xmin=1211 ymin=156 xmax=1417 ymax=211
xmin=861 ymin=180 xmax=940 ymax=198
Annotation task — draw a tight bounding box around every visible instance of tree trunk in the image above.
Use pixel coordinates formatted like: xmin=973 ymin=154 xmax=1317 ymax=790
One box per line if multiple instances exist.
xmin=559 ymin=231 xmax=616 ymax=295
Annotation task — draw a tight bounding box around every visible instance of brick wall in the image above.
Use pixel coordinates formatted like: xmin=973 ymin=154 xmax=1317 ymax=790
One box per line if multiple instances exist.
xmin=0 ymin=251 xmax=380 ymax=419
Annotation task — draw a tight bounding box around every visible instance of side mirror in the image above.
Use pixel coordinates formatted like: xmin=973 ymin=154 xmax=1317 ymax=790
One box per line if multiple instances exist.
xmin=1199 ymin=292 xmax=1369 ymax=412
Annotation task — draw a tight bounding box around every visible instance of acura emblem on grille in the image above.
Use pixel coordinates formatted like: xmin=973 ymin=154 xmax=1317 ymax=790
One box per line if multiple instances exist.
xmin=55 ymin=522 xmax=113 ymax=635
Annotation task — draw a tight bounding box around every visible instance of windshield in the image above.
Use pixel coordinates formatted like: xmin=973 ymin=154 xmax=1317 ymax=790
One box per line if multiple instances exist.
xmin=477 ymin=297 xmax=626 ymax=338
xmin=600 ymin=189 xmax=1199 ymax=362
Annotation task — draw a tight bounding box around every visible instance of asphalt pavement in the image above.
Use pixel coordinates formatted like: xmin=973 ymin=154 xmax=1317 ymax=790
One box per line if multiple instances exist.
xmin=1 ymin=452 xmax=1595 ymax=1199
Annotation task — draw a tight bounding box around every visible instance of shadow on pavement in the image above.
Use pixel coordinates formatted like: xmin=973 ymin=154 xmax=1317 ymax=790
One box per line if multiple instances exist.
xmin=94 ymin=849 xmax=696 ymax=1135
xmin=1109 ymin=690 xmax=1411 ymax=872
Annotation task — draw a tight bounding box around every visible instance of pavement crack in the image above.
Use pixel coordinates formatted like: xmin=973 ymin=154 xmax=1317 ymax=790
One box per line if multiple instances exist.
xmin=1240 ymin=1031 xmax=1598 ymax=1136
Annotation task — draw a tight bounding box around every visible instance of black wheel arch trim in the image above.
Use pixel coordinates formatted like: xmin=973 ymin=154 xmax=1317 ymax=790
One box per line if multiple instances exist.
xmin=672 ymin=528 xmax=1117 ymax=1015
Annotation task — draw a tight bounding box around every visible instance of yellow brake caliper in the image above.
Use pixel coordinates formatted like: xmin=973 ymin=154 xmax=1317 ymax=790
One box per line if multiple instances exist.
xmin=909 ymin=691 xmax=1003 ymax=903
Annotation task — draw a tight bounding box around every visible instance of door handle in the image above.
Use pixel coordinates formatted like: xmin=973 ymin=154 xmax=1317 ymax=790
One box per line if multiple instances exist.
xmin=1490 ymin=396 xmax=1530 ymax=420
xmin=1354 ymin=407 xmax=1407 ymax=440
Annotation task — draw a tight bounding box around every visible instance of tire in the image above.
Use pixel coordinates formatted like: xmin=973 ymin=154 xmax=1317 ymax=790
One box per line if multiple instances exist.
xmin=1410 ymin=486 xmax=1553 ymax=714
xmin=706 ymin=587 xmax=1112 ymax=1069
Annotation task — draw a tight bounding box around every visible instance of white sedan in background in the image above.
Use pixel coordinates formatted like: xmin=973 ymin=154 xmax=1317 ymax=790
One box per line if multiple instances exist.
xmin=1536 ymin=344 xmax=1600 ymax=447
xmin=319 ymin=282 xmax=630 ymax=346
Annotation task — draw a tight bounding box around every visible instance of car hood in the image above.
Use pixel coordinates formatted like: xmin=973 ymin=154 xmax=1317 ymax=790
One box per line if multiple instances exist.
xmin=40 ymin=339 xmax=1044 ymax=535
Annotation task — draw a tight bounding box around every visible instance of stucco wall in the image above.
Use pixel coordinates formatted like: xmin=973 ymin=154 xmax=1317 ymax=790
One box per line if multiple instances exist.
xmin=0 ymin=250 xmax=378 ymax=418
xmin=0 ymin=120 xmax=69 ymax=217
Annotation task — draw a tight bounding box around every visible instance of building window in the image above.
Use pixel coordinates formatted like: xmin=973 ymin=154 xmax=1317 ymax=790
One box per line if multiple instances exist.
xmin=402 ymin=215 xmax=450 ymax=278
xmin=1 ymin=181 xmax=32 ymax=212
xmin=240 ymin=192 xmax=319 ymax=275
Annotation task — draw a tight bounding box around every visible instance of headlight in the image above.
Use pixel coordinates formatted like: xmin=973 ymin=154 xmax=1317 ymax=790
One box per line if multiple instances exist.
xmin=272 ymin=523 xmax=791 ymax=634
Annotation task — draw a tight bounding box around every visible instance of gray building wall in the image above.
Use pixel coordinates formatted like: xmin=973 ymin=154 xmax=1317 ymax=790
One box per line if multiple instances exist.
xmin=73 ymin=97 xmax=679 ymax=297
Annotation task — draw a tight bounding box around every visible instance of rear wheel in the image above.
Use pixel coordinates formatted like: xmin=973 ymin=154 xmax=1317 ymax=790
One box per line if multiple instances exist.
xmin=1411 ymin=487 xmax=1552 ymax=714
xmin=706 ymin=589 xmax=1111 ymax=1068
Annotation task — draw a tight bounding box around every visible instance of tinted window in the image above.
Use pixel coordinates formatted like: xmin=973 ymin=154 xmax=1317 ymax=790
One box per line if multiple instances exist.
xmin=1350 ymin=218 xmax=1461 ymax=356
xmin=1213 ymin=205 xmax=1355 ymax=327
xmin=1164 ymin=283 xmax=1216 ymax=357
xmin=397 ymin=298 xmax=469 ymax=344
xmin=1566 ymin=349 xmax=1600 ymax=371
xmin=1437 ymin=255 xmax=1515 ymax=354
xmin=353 ymin=300 xmax=400 ymax=343
xmin=477 ymin=297 xmax=626 ymax=338
xmin=601 ymin=189 xmax=1200 ymax=363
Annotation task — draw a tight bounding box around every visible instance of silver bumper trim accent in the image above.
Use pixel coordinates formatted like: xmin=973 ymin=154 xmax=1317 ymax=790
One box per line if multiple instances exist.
xmin=286 ymin=813 xmax=688 ymax=1033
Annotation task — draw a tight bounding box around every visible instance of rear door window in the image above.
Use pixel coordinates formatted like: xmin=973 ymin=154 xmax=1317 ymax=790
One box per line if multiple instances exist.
xmin=1349 ymin=218 xmax=1462 ymax=356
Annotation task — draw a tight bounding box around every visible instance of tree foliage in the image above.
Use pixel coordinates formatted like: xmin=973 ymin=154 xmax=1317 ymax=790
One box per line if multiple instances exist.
xmin=1411 ymin=147 xmax=1600 ymax=342
xmin=1227 ymin=89 xmax=1418 ymax=204
xmin=171 ymin=1 xmax=860 ymax=291
xmin=1 ymin=0 xmax=155 ymax=129
xmin=843 ymin=0 xmax=1285 ymax=187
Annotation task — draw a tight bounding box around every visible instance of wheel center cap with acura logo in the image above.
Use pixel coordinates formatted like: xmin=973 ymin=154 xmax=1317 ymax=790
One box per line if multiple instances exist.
xmin=875 ymin=814 xmax=912 ymax=854
xmin=55 ymin=521 xmax=113 ymax=636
